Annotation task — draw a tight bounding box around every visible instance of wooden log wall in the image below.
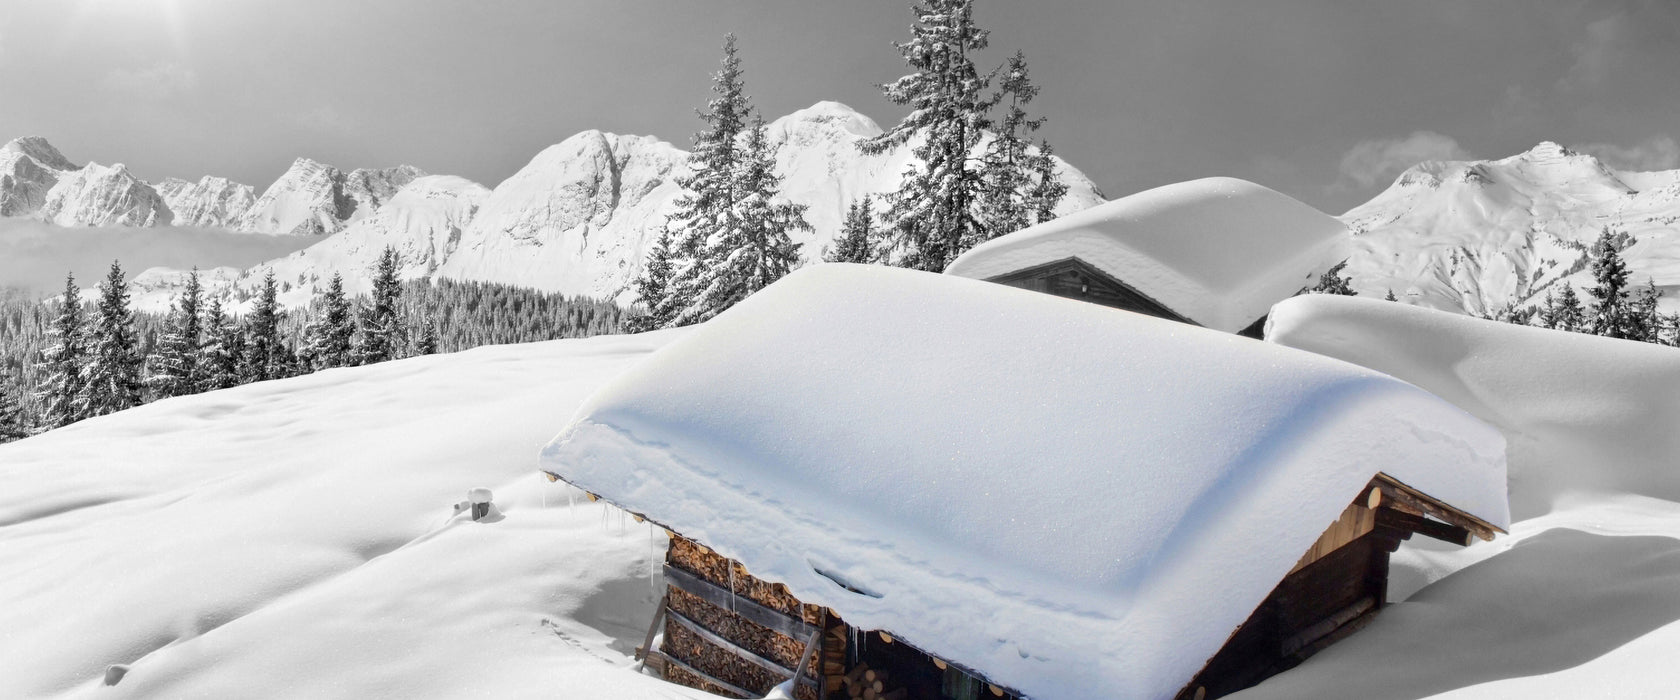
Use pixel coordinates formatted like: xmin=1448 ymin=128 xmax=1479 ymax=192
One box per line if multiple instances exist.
xmin=660 ymin=535 xmax=824 ymax=700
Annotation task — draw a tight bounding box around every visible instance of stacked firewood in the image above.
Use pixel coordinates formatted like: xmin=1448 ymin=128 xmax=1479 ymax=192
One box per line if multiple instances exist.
xmin=839 ymin=663 xmax=907 ymax=700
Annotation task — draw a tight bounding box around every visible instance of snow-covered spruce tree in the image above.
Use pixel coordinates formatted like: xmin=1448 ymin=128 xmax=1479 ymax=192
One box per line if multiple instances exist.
xmin=979 ymin=51 xmax=1063 ymax=240
xmin=240 ymin=271 xmax=285 ymax=383
xmin=626 ymin=226 xmax=676 ymax=332
xmin=1310 ymin=261 xmax=1357 ymax=295
xmin=862 ymin=0 xmax=993 ymax=272
xmin=78 ymin=261 xmax=144 ymax=419
xmin=1630 ymin=278 xmax=1663 ymax=343
xmin=301 ymin=273 xmax=356 ymax=370
xmin=1588 ymin=230 xmax=1632 ymax=339
xmin=1384 ymin=288 xmax=1399 ymax=302
xmin=670 ymin=118 xmax=808 ymax=326
xmin=1027 ymin=139 xmax=1069 ymax=226
xmin=1554 ymin=283 xmax=1586 ymax=333
xmin=357 ymin=246 xmax=406 ymax=364
xmin=825 ymin=195 xmax=879 ymax=264
xmin=197 ymin=296 xmax=243 ymax=391
xmin=415 ymin=317 xmax=439 ymax=356
xmin=36 ymin=274 xmax=87 ymax=430
xmin=146 ymin=268 xmax=205 ymax=400
xmin=656 ymin=34 xmax=755 ymax=326
xmin=0 ymin=372 xmax=30 ymax=443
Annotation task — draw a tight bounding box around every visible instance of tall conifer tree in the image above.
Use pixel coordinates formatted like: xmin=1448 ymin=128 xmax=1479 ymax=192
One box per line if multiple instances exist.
xmin=301 ymin=273 xmax=356 ymax=370
xmin=0 ymin=372 xmax=30 ymax=443
xmin=147 ymin=268 xmax=205 ymax=399
xmin=671 ymin=118 xmax=808 ymax=326
xmin=357 ymin=247 xmax=405 ymax=364
xmin=36 ymin=274 xmax=86 ymax=430
xmin=1588 ymin=230 xmax=1632 ymax=338
xmin=979 ymin=51 xmax=1060 ymax=240
xmin=199 ymin=297 xmax=243 ymax=391
xmin=659 ymin=34 xmax=754 ymax=324
xmin=627 ymin=227 xmax=677 ymax=332
xmin=241 ymin=271 xmax=284 ymax=382
xmin=1554 ymin=283 xmax=1586 ymax=333
xmin=863 ymin=0 xmax=993 ymax=271
xmin=79 ymin=261 xmax=144 ymax=418
xmin=826 ymin=196 xmax=878 ymax=264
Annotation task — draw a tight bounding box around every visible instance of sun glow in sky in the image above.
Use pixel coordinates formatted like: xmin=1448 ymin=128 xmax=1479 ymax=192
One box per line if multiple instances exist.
xmin=1 ymin=0 xmax=1676 ymax=213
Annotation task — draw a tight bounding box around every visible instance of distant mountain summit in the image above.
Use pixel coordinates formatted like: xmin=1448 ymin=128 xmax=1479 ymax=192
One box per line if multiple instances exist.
xmin=232 ymin=158 xmax=424 ymax=236
xmin=1342 ymin=141 xmax=1680 ymax=316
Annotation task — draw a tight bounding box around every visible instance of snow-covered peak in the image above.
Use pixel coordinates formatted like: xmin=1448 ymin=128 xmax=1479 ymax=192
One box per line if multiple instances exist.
xmin=38 ymin=161 xmax=172 ymax=227
xmin=0 ymin=136 xmax=78 ymax=172
xmin=234 ymin=157 xmax=420 ymax=236
xmin=162 ymin=175 xmax=257 ymax=228
xmin=769 ymin=100 xmax=884 ymax=141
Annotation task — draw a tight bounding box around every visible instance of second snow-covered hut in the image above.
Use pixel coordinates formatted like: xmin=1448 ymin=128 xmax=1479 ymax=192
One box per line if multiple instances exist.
xmin=541 ymin=264 xmax=1507 ymax=700
xmin=944 ymin=177 xmax=1347 ymax=337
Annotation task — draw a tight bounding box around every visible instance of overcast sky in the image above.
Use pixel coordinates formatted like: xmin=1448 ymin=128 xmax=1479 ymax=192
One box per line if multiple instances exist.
xmin=0 ymin=0 xmax=1675 ymax=213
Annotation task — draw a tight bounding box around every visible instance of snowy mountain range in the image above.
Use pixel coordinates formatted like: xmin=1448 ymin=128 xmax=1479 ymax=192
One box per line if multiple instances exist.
xmin=1341 ymin=141 xmax=1680 ymax=316
xmin=0 ymin=135 xmax=422 ymax=237
xmin=16 ymin=108 xmax=1679 ymax=320
xmin=88 ymin=101 xmax=1109 ymax=310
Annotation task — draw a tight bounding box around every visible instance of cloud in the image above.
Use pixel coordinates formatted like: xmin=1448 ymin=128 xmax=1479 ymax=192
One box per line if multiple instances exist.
xmin=1577 ymin=136 xmax=1680 ymax=172
xmin=102 ymin=61 xmax=198 ymax=100
xmin=0 ymin=220 xmax=315 ymax=295
xmin=1337 ymin=131 xmax=1470 ymax=189
xmin=1558 ymin=14 xmax=1628 ymax=91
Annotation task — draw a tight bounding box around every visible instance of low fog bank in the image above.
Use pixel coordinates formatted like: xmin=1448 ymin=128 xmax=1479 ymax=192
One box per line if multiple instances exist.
xmin=0 ymin=219 xmax=316 ymax=295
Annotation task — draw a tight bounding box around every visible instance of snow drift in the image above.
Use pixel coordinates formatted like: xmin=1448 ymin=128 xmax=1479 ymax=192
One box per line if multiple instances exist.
xmin=0 ymin=333 xmax=709 ymax=699
xmin=945 ymin=177 xmax=1346 ymax=333
xmin=1266 ymin=294 xmax=1680 ymax=518
xmin=541 ymin=264 xmax=1506 ymax=700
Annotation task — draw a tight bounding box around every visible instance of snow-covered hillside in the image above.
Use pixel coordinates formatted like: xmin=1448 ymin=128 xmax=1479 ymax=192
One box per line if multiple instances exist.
xmin=157 ymin=176 xmax=257 ymax=229
xmin=1342 ymin=142 xmax=1680 ymax=316
xmin=38 ymin=162 xmax=173 ymax=227
xmin=0 ymin=332 xmax=708 ymax=699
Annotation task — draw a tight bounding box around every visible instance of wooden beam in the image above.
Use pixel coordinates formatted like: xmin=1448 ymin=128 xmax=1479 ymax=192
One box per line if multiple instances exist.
xmin=663 ymin=563 xmax=821 ymax=641
xmin=1372 ymin=472 xmax=1502 ymax=541
xmin=1281 ymin=596 xmax=1375 ymax=657
xmin=633 ymin=593 xmax=668 ymax=669
xmin=647 ymin=649 xmax=755 ymax=699
xmin=666 ymin=608 xmax=819 ymax=688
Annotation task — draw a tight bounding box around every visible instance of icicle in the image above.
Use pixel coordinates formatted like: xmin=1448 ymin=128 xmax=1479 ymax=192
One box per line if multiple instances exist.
xmin=567 ymin=487 xmax=575 ymax=512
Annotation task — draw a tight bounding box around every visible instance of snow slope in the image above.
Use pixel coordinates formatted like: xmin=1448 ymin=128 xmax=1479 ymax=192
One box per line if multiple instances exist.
xmin=225 ymin=175 xmax=490 ymax=308
xmin=0 ymin=332 xmax=708 ymax=699
xmin=946 ymin=177 xmax=1345 ymax=332
xmin=1341 ymin=142 xmax=1680 ymax=316
xmin=542 ymin=264 xmax=1506 ymax=700
xmin=1266 ymin=294 xmax=1680 ymax=519
xmin=1241 ymin=294 xmax=1680 ymax=699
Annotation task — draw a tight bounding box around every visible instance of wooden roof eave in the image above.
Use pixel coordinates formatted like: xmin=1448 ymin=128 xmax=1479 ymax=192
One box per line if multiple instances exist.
xmin=1370 ymin=471 xmax=1506 ymax=542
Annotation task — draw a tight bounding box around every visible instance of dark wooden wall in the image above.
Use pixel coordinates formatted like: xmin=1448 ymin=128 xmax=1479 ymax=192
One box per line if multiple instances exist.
xmin=984 ymin=257 xmax=1269 ymax=338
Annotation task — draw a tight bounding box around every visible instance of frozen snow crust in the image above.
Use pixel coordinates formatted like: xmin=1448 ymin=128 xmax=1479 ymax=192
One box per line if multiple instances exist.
xmin=945 ymin=177 xmax=1347 ymax=333
xmin=1267 ymin=294 xmax=1680 ymax=518
xmin=543 ymin=264 xmax=1507 ymax=700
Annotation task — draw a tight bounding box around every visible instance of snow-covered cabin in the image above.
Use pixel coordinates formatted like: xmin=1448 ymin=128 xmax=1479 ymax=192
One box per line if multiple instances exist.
xmin=944 ymin=177 xmax=1347 ymax=338
xmin=540 ymin=265 xmax=1508 ymax=700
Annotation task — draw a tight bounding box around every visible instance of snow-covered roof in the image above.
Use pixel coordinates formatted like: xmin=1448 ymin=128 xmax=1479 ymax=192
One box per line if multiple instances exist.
xmin=945 ymin=177 xmax=1348 ymax=333
xmin=540 ymin=264 xmax=1507 ymax=700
